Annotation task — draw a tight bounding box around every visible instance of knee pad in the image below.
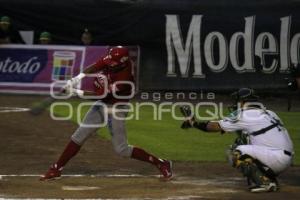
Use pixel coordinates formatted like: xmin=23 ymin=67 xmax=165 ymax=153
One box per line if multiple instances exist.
xmin=253 ymin=159 xmax=277 ymax=181
xmin=238 ymin=156 xmax=255 ymax=177
xmin=229 ymin=150 xmax=243 ymax=167
xmin=236 ymin=154 xmax=272 ymax=186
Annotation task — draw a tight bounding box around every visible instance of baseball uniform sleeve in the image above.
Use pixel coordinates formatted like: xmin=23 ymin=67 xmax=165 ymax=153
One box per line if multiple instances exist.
xmin=218 ymin=118 xmax=244 ymax=132
xmin=94 ymin=57 xmax=107 ymax=71
xmin=218 ymin=110 xmax=249 ymax=132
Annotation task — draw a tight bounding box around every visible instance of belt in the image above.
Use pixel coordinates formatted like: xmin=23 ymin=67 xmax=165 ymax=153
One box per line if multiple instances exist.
xmin=284 ymin=150 xmax=292 ymax=156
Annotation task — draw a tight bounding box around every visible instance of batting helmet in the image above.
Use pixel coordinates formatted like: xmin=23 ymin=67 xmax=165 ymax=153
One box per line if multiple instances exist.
xmin=108 ymin=46 xmax=129 ymax=64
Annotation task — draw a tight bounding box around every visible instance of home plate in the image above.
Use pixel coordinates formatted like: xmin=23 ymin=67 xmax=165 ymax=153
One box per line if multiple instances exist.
xmin=62 ymin=186 xmax=101 ymax=191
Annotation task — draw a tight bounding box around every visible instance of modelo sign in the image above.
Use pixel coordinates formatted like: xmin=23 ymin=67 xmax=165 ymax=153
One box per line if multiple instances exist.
xmin=166 ymin=15 xmax=299 ymax=78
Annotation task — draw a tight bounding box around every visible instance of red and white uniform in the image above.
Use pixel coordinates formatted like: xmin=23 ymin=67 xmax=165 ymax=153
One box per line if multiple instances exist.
xmin=93 ymin=55 xmax=134 ymax=104
xmin=72 ymin=46 xmax=135 ymax=157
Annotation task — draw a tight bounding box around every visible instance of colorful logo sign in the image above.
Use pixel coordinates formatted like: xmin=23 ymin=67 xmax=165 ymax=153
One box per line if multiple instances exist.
xmin=52 ymin=51 xmax=76 ymax=80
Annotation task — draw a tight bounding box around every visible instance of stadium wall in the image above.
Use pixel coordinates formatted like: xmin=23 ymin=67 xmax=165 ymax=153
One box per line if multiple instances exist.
xmin=0 ymin=0 xmax=299 ymax=91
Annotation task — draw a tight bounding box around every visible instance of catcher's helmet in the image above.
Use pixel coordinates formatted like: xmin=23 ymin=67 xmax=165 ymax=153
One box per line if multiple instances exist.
xmin=231 ymin=88 xmax=259 ymax=103
xmin=228 ymin=88 xmax=259 ymax=112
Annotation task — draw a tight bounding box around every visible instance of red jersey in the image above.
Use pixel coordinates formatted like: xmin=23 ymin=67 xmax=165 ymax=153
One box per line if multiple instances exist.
xmin=93 ymin=55 xmax=135 ymax=104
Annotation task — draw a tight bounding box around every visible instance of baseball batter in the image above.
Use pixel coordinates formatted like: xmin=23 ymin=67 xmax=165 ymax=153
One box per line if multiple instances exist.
xmin=40 ymin=46 xmax=172 ymax=181
xmin=181 ymin=88 xmax=294 ymax=193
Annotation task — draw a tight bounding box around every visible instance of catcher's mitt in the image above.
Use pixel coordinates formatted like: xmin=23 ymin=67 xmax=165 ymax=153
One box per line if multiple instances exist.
xmin=179 ymin=105 xmax=194 ymax=129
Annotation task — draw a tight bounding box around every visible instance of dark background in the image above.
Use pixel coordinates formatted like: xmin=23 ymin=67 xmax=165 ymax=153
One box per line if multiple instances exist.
xmin=0 ymin=0 xmax=299 ymax=91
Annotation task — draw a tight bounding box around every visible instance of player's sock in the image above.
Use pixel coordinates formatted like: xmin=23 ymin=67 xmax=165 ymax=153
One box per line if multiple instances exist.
xmin=55 ymin=140 xmax=81 ymax=170
xmin=131 ymin=147 xmax=164 ymax=167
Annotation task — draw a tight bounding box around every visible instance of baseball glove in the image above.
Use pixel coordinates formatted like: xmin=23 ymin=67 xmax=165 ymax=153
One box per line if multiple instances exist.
xmin=179 ymin=105 xmax=194 ymax=129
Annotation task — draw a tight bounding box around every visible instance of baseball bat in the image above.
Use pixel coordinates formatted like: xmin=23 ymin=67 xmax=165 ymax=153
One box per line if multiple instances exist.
xmin=29 ymin=88 xmax=66 ymax=115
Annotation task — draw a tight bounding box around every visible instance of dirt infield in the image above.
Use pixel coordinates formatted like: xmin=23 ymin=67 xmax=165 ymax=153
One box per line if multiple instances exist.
xmin=0 ymin=95 xmax=300 ymax=199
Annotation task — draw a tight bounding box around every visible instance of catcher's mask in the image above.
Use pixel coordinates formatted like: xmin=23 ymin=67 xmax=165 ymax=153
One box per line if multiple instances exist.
xmin=228 ymin=88 xmax=259 ymax=112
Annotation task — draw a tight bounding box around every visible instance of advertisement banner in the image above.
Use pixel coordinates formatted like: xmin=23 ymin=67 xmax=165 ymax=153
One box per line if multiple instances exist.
xmin=0 ymin=45 xmax=139 ymax=94
xmin=0 ymin=1 xmax=299 ymax=90
xmin=140 ymin=14 xmax=300 ymax=91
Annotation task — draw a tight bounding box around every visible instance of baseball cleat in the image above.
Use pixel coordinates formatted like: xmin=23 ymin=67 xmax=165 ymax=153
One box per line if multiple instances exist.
xmin=39 ymin=164 xmax=62 ymax=181
xmin=250 ymin=182 xmax=278 ymax=193
xmin=158 ymin=159 xmax=173 ymax=181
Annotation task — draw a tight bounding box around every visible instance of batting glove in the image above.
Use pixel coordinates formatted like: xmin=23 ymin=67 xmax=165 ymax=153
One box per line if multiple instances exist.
xmin=70 ymin=73 xmax=86 ymax=88
xmin=72 ymin=89 xmax=84 ymax=97
xmin=63 ymin=81 xmax=84 ymax=97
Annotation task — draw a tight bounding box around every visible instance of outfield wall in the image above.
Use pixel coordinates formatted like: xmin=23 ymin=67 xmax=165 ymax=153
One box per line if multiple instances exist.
xmin=0 ymin=0 xmax=300 ymax=90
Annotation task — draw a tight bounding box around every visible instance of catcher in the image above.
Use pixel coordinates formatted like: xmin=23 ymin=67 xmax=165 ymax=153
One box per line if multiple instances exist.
xmin=180 ymin=88 xmax=294 ymax=193
xmin=40 ymin=46 xmax=172 ymax=181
